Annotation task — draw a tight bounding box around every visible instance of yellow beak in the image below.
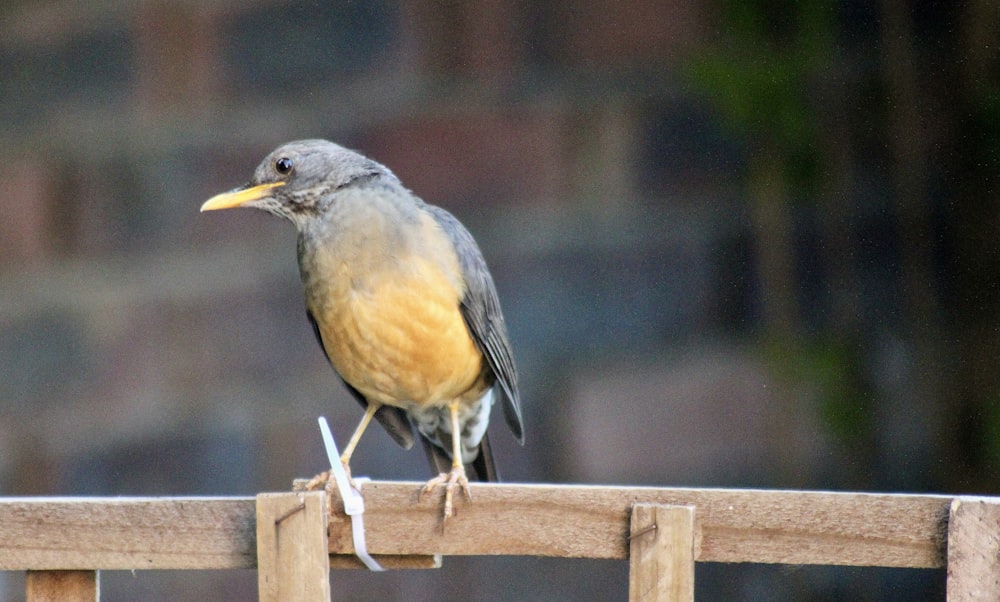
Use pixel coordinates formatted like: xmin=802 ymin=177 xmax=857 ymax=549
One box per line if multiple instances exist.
xmin=200 ymin=182 xmax=285 ymax=212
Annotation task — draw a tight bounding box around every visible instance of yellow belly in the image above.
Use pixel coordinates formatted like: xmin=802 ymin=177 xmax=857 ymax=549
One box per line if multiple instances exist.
xmin=313 ymin=258 xmax=485 ymax=408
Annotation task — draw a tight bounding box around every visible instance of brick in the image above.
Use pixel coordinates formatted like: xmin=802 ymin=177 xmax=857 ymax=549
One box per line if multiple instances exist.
xmin=132 ymin=3 xmax=220 ymax=116
xmin=405 ymin=0 xmax=524 ymax=77
xmin=540 ymin=0 xmax=706 ymax=67
xmin=0 ymin=156 xmax=55 ymax=266
xmin=360 ymin=108 xmax=567 ymax=207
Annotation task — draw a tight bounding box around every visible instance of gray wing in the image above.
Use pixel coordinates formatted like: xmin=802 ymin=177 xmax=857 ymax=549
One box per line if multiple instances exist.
xmin=306 ymin=309 xmax=415 ymax=449
xmin=426 ymin=205 xmax=525 ymax=443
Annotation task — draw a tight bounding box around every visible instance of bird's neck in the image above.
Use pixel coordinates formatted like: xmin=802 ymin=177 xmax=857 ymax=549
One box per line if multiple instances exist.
xmin=296 ymin=187 xmax=419 ymax=293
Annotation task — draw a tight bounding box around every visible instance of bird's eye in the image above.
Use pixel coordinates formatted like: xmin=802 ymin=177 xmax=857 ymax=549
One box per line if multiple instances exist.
xmin=275 ymin=157 xmax=293 ymax=175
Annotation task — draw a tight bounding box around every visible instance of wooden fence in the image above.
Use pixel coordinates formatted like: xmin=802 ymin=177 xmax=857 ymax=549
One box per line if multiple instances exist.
xmin=1 ymin=482 xmax=998 ymax=601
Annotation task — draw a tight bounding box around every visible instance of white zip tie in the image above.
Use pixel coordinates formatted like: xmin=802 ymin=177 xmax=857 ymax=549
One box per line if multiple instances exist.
xmin=317 ymin=416 xmax=385 ymax=572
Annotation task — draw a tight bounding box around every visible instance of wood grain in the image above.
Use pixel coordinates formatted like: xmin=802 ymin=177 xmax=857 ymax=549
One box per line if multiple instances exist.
xmin=328 ymin=554 xmax=441 ymax=570
xmin=25 ymin=570 xmax=98 ymax=602
xmin=256 ymin=492 xmax=330 ymax=602
xmin=947 ymin=497 xmax=1000 ymax=601
xmin=629 ymin=504 xmax=695 ymax=602
xmin=324 ymin=482 xmax=951 ymax=568
xmin=0 ymin=497 xmax=255 ymax=570
xmin=0 ymin=484 xmax=954 ymax=571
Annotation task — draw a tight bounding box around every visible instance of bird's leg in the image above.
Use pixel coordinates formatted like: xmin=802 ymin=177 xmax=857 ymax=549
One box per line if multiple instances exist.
xmin=298 ymin=402 xmax=381 ymax=498
xmin=339 ymin=402 xmax=381 ymax=483
xmin=420 ymin=400 xmax=470 ymax=520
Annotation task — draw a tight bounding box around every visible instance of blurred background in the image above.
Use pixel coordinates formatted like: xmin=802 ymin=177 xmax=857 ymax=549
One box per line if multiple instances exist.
xmin=1 ymin=0 xmax=997 ymax=599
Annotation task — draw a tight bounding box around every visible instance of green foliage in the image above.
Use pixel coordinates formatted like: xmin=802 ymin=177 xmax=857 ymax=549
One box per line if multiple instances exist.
xmin=762 ymin=336 xmax=874 ymax=446
xmin=685 ymin=0 xmax=835 ymax=195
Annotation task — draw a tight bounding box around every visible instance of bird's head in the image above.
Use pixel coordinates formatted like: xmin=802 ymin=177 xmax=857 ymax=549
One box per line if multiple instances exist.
xmin=200 ymin=139 xmax=390 ymax=228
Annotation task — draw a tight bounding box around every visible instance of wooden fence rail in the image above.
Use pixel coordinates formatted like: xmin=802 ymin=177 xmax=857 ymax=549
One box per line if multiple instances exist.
xmin=1 ymin=483 xmax=997 ymax=600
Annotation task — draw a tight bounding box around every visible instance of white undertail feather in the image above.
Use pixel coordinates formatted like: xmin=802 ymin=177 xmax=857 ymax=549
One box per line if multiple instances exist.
xmin=411 ymin=388 xmax=494 ymax=464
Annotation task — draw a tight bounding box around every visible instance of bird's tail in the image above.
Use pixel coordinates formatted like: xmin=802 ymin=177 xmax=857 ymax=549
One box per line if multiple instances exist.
xmin=420 ymin=432 xmax=499 ymax=482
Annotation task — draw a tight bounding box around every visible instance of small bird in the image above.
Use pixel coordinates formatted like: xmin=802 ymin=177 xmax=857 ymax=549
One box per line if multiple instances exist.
xmin=201 ymin=139 xmax=523 ymax=519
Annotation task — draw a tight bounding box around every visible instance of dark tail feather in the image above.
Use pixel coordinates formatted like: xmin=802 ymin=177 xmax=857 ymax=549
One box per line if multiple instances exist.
xmin=421 ymin=437 xmax=452 ymax=476
xmin=420 ymin=432 xmax=499 ymax=482
xmin=471 ymin=432 xmax=499 ymax=482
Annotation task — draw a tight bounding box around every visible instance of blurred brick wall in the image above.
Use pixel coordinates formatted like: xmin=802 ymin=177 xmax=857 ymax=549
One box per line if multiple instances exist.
xmin=0 ymin=1 xmax=907 ymax=600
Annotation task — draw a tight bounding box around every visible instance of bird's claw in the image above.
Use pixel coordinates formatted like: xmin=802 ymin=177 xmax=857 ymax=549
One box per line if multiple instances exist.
xmin=294 ymin=462 xmax=357 ymax=514
xmin=420 ymin=467 xmax=471 ymax=520
xmin=295 ymin=470 xmax=330 ymax=493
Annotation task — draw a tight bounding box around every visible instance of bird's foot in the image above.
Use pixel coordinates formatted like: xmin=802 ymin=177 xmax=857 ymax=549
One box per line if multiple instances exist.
xmin=420 ymin=466 xmax=470 ymax=520
xmin=295 ymin=470 xmax=329 ymax=493
xmin=294 ymin=462 xmax=357 ymax=514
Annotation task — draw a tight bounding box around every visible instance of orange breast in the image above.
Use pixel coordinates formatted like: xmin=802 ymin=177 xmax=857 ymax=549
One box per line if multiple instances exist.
xmin=313 ymin=256 xmax=485 ymax=409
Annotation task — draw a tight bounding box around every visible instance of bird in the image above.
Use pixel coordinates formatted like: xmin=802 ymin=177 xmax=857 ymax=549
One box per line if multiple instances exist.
xmin=200 ymin=139 xmax=523 ymax=519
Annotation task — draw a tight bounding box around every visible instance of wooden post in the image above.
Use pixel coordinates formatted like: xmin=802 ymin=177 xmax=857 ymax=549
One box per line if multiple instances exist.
xmin=629 ymin=504 xmax=695 ymax=602
xmin=26 ymin=570 xmax=99 ymax=601
xmin=947 ymin=497 xmax=1000 ymax=601
xmin=256 ymin=492 xmax=331 ymax=602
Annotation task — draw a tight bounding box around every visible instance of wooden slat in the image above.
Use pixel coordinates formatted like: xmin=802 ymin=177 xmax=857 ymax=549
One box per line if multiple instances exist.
xmin=0 ymin=497 xmax=256 ymax=570
xmin=25 ymin=570 xmax=98 ymax=602
xmin=0 ymin=484 xmax=954 ymax=570
xmin=328 ymin=554 xmax=441 ymax=569
xmin=256 ymin=492 xmax=330 ymax=602
xmin=629 ymin=504 xmax=695 ymax=602
xmin=324 ymin=482 xmax=951 ymax=568
xmin=947 ymin=497 xmax=1000 ymax=601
